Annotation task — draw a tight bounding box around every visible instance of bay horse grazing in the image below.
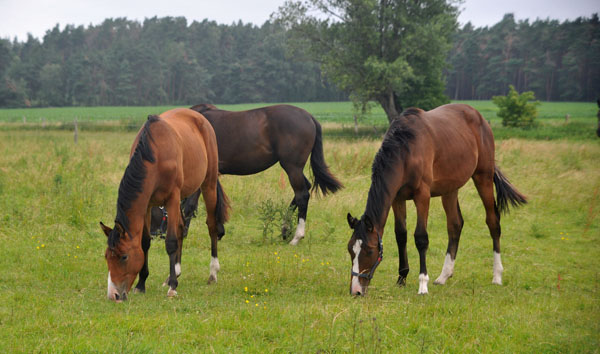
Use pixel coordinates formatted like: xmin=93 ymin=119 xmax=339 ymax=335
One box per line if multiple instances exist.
xmin=183 ymin=103 xmax=343 ymax=245
xmin=346 ymin=104 xmax=526 ymax=296
xmin=100 ymin=108 xmax=230 ymax=301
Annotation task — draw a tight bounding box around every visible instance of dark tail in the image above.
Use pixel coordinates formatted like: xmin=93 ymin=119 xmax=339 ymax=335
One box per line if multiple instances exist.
xmin=310 ymin=117 xmax=343 ymax=195
xmin=493 ymin=166 xmax=527 ymax=214
xmin=215 ymin=179 xmax=230 ymax=225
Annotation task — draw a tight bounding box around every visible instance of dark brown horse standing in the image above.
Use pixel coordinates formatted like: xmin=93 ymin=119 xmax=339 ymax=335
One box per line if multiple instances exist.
xmin=100 ymin=108 xmax=229 ymax=301
xmin=182 ymin=104 xmax=342 ymax=245
xmin=347 ymin=104 xmax=526 ymax=295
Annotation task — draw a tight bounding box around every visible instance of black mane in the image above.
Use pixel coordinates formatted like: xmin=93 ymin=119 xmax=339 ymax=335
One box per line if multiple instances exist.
xmin=362 ymin=110 xmax=417 ymax=231
xmin=108 ymin=115 xmax=159 ymax=248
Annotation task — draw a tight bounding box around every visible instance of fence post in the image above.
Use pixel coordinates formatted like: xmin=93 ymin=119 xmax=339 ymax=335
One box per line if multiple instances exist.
xmin=74 ymin=118 xmax=78 ymax=144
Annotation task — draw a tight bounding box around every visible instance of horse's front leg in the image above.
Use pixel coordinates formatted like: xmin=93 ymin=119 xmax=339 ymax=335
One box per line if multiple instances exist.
xmin=164 ymin=194 xmax=183 ymax=297
xmin=134 ymin=210 xmax=152 ymax=294
xmin=413 ymin=189 xmax=431 ymax=295
xmin=392 ymin=198 xmax=409 ymax=286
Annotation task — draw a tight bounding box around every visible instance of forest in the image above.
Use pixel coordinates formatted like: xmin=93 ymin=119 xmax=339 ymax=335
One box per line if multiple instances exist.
xmin=0 ymin=13 xmax=598 ymax=107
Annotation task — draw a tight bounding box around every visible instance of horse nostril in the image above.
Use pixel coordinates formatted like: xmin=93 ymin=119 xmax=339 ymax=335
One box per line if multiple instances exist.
xmin=114 ymin=293 xmax=120 ymax=300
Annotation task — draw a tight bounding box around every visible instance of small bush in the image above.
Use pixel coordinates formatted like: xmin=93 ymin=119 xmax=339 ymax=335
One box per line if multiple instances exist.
xmin=257 ymin=199 xmax=297 ymax=242
xmin=493 ymin=85 xmax=540 ymax=128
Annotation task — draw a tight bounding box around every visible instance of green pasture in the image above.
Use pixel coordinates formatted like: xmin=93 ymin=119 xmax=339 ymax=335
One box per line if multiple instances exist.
xmin=0 ymin=120 xmax=598 ymax=351
xmin=0 ymin=100 xmax=598 ymax=140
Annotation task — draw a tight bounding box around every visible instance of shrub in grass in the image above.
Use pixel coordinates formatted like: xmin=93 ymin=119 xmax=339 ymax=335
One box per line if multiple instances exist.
xmin=493 ymin=85 xmax=540 ymax=128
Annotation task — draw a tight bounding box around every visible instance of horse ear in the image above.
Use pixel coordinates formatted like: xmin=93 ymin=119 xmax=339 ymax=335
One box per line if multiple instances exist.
xmin=99 ymin=222 xmax=112 ymax=237
xmin=364 ymin=215 xmax=374 ymax=232
xmin=347 ymin=213 xmax=358 ymax=229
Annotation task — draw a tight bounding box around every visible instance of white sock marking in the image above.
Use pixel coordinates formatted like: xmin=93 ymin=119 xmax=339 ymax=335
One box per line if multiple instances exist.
xmin=493 ymin=251 xmax=503 ymax=285
xmin=434 ymin=253 xmax=455 ymax=285
xmin=351 ymin=239 xmax=363 ymax=295
xmin=175 ymin=263 xmax=181 ymax=277
xmin=210 ymin=257 xmax=220 ymax=281
xmin=289 ymin=218 xmax=306 ymax=245
xmin=418 ymin=273 xmax=429 ymax=294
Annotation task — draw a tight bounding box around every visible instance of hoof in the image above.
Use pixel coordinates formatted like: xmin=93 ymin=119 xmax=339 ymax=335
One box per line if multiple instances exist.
xmin=167 ymin=288 xmax=177 ymax=297
xmin=396 ymin=276 xmax=407 ymax=287
xmin=133 ymin=287 xmax=145 ymax=294
xmin=207 ymin=275 xmax=217 ymax=284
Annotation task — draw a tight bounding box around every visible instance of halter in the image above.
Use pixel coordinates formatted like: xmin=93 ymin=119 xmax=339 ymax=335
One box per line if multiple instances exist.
xmin=351 ymin=232 xmax=383 ymax=280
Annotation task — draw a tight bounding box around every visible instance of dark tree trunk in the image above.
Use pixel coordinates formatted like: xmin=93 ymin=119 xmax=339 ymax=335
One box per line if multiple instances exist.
xmin=377 ymin=91 xmax=402 ymax=123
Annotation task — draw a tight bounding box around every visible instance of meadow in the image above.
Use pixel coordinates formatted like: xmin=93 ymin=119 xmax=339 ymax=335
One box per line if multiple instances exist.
xmin=0 ymin=102 xmax=598 ymax=352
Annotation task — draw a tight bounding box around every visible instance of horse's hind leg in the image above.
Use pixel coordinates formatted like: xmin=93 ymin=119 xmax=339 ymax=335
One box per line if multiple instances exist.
xmin=281 ymin=162 xmax=311 ymax=246
xmin=434 ymin=191 xmax=464 ymax=285
xmin=473 ymin=172 xmax=503 ymax=285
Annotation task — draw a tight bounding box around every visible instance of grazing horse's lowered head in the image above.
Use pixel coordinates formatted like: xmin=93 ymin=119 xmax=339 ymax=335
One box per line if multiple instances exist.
xmin=347 ymin=213 xmax=383 ymax=296
xmin=100 ymin=221 xmax=144 ymax=302
xmin=190 ymin=103 xmax=218 ymax=114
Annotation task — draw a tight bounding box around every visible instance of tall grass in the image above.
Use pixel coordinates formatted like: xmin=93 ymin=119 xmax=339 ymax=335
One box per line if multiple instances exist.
xmin=0 ymin=129 xmax=598 ymax=352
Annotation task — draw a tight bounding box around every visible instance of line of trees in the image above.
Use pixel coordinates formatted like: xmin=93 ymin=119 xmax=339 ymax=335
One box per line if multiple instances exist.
xmin=0 ymin=13 xmax=598 ymax=108
xmin=446 ymin=14 xmax=600 ymax=102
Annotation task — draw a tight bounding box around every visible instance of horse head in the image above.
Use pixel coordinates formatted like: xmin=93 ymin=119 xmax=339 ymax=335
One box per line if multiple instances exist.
xmin=189 ymin=103 xmax=218 ymax=114
xmin=100 ymin=221 xmax=144 ymax=302
xmin=346 ymin=213 xmax=383 ymax=296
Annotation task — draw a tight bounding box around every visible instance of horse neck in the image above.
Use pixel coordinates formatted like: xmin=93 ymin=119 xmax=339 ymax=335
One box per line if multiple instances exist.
xmin=364 ymin=166 xmax=404 ymax=234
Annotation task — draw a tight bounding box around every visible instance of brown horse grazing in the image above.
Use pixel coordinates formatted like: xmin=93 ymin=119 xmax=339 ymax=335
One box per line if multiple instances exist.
xmin=100 ymin=108 xmax=230 ymax=301
xmin=174 ymin=103 xmax=343 ymax=245
xmin=346 ymin=104 xmax=527 ymax=296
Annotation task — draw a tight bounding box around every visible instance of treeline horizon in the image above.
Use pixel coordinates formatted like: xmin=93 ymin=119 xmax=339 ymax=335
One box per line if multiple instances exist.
xmin=0 ymin=13 xmax=598 ymax=108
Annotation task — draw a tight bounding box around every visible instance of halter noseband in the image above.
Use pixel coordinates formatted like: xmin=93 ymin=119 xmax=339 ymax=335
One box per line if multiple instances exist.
xmin=351 ymin=233 xmax=383 ymax=280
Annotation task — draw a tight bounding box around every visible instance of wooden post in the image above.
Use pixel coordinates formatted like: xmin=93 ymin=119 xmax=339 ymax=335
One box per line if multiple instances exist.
xmin=353 ymin=115 xmax=359 ymax=135
xmin=74 ymin=118 xmax=78 ymax=144
xmin=22 ymin=116 xmax=26 ymax=124
xmin=565 ymin=114 xmax=570 ymax=123
xmin=41 ymin=117 xmax=46 ymax=128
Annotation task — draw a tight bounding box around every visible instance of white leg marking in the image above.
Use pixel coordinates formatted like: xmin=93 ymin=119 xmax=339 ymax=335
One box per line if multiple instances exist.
xmin=418 ymin=273 xmax=429 ymax=294
xmin=175 ymin=263 xmax=181 ymax=277
xmin=209 ymin=257 xmax=220 ymax=282
xmin=350 ymin=239 xmax=363 ymax=295
xmin=434 ymin=253 xmax=455 ymax=285
xmin=289 ymin=218 xmax=306 ymax=246
xmin=493 ymin=251 xmax=503 ymax=285
xmin=167 ymin=287 xmax=177 ymax=297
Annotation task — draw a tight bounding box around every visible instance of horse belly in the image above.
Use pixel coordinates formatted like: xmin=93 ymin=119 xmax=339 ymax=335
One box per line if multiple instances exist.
xmin=430 ymin=153 xmax=477 ymax=197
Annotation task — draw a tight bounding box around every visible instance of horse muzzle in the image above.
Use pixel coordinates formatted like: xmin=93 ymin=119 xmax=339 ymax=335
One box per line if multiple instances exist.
xmin=107 ymin=272 xmax=128 ymax=302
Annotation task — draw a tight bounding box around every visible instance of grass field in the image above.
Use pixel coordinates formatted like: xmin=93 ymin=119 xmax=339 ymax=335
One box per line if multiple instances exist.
xmin=0 ymin=106 xmax=598 ymax=352
xmin=0 ymin=100 xmax=598 ymax=140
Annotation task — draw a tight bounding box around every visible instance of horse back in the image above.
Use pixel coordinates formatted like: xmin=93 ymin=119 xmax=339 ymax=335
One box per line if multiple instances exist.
xmin=417 ymin=104 xmax=494 ymax=195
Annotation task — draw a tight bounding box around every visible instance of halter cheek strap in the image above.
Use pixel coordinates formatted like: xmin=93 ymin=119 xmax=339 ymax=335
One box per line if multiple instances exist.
xmin=351 ymin=233 xmax=383 ymax=280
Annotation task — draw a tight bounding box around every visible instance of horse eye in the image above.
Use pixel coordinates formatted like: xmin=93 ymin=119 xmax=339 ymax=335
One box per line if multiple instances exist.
xmin=121 ymin=254 xmax=129 ymax=262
